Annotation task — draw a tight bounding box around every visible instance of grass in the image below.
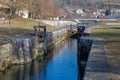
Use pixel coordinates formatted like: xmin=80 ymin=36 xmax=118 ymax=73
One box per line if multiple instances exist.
xmin=0 ymin=18 xmax=60 ymax=41
xmin=98 ymin=20 xmax=120 ymax=24
xmin=92 ymin=26 xmax=120 ymax=79
xmin=92 ymin=27 xmax=120 ymax=54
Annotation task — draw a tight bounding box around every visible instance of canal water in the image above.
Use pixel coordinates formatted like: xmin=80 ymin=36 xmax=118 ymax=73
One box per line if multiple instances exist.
xmin=0 ymin=38 xmax=79 ymax=80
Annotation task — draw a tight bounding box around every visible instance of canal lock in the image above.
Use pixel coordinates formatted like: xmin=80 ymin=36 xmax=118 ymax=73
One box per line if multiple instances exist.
xmin=42 ymin=25 xmax=93 ymax=80
xmin=34 ymin=24 xmax=92 ymax=80
xmin=0 ymin=24 xmax=93 ymax=80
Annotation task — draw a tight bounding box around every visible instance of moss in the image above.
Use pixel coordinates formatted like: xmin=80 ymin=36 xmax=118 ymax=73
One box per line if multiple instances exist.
xmin=34 ymin=54 xmax=44 ymax=61
xmin=0 ymin=60 xmax=13 ymax=71
xmin=0 ymin=42 xmax=8 ymax=45
xmin=1 ymin=61 xmax=6 ymax=68
xmin=6 ymin=60 xmax=13 ymax=69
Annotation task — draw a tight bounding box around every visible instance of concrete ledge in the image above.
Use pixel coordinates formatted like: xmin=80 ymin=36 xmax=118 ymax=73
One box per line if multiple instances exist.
xmin=81 ymin=36 xmax=112 ymax=80
xmin=40 ymin=20 xmax=77 ymax=27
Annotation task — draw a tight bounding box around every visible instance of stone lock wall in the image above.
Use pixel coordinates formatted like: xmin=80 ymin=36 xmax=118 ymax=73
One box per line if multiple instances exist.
xmin=0 ymin=43 xmax=13 ymax=70
xmin=0 ymin=26 xmax=76 ymax=71
xmin=0 ymin=36 xmax=39 ymax=70
xmin=77 ymin=36 xmax=93 ymax=80
xmin=46 ymin=28 xmax=69 ymax=47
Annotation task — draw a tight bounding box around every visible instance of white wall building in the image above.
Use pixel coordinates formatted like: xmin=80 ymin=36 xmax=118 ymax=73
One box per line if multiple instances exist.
xmin=76 ymin=9 xmax=84 ymax=14
xmin=15 ymin=10 xmax=29 ymax=18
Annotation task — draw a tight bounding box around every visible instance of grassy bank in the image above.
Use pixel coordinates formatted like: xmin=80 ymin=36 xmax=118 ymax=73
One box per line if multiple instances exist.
xmin=0 ymin=18 xmax=60 ymax=40
xmin=92 ymin=27 xmax=120 ymax=54
xmin=92 ymin=26 xmax=120 ymax=79
xmin=98 ymin=20 xmax=120 ymax=24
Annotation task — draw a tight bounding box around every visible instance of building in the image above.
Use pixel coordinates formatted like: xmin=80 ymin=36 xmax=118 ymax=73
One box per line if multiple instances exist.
xmin=15 ymin=10 xmax=29 ymax=18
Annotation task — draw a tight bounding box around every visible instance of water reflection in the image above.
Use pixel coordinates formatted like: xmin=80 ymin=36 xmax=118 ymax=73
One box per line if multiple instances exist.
xmin=0 ymin=39 xmax=79 ymax=80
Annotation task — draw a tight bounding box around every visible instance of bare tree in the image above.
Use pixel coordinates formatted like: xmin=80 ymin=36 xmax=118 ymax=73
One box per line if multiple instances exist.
xmin=2 ymin=0 xmax=28 ymax=16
